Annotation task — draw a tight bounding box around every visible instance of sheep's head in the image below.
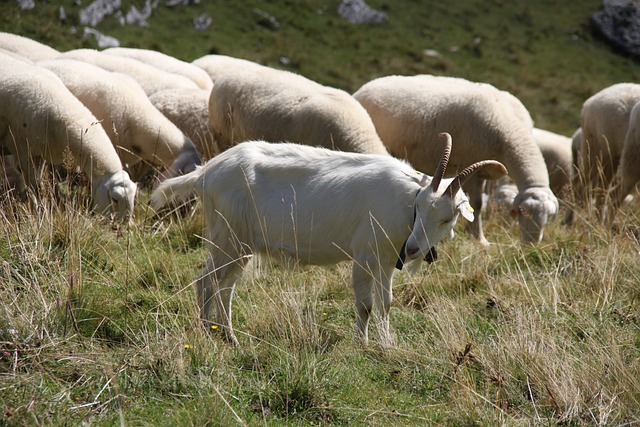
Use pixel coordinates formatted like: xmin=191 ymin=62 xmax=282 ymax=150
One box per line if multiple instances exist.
xmin=510 ymin=187 xmax=558 ymax=244
xmin=93 ymin=171 xmax=137 ymax=223
xmin=159 ymin=138 xmax=202 ymax=182
xmin=404 ymin=133 xmax=508 ymax=260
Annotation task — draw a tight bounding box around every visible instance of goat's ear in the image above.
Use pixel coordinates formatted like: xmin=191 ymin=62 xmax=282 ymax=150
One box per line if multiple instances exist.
xmin=403 ymin=170 xmax=431 ymax=187
xmin=458 ymin=201 xmax=475 ymax=222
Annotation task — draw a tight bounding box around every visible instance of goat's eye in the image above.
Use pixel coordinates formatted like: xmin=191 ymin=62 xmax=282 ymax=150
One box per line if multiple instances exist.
xmin=441 ymin=216 xmax=454 ymax=225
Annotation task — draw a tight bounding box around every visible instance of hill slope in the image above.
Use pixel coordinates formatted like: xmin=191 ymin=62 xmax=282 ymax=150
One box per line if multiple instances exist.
xmin=3 ymin=0 xmax=640 ymax=135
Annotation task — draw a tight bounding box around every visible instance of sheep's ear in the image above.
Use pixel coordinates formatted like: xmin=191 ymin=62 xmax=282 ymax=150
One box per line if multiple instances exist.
xmin=458 ymin=201 xmax=475 ymax=222
xmin=403 ymin=170 xmax=431 ymax=187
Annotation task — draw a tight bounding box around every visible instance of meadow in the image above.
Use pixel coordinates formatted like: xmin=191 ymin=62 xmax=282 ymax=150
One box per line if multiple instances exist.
xmin=1 ymin=1 xmax=640 ymax=425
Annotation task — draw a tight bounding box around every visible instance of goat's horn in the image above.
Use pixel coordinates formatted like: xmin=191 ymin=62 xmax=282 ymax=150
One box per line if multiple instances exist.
xmin=445 ymin=160 xmax=508 ymax=197
xmin=430 ymin=132 xmax=453 ymax=191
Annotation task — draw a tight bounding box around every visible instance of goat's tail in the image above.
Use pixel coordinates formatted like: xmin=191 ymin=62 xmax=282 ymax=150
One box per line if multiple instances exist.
xmin=149 ymin=166 xmax=203 ymax=211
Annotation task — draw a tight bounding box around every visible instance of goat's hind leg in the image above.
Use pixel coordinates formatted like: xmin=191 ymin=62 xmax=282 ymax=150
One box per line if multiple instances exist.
xmin=197 ymin=252 xmax=249 ymax=346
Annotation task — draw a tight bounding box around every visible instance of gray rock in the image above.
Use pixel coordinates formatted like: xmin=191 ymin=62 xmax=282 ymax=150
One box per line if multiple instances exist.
xmin=193 ymin=14 xmax=212 ymax=31
xmin=83 ymin=27 xmax=120 ymax=48
xmin=17 ymin=0 xmax=35 ymax=10
xmin=338 ymin=0 xmax=387 ymax=24
xmin=79 ymin=0 xmax=121 ymax=27
xmin=592 ymin=0 xmax=640 ymax=59
xmin=125 ymin=0 xmax=158 ymax=28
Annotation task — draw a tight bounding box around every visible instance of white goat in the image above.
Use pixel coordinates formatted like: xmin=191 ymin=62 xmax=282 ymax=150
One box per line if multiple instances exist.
xmin=208 ymin=62 xmax=390 ymax=155
xmin=0 ymin=54 xmax=136 ymax=221
xmin=150 ymin=134 xmax=507 ymax=346
xmin=354 ymin=74 xmax=558 ymax=245
xmin=39 ymin=59 xmax=201 ymax=182
xmin=570 ymin=83 xmax=640 ymax=225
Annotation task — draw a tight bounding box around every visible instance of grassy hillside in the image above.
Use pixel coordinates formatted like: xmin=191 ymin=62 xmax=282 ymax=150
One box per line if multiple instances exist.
xmin=1 ymin=1 xmax=640 ymax=426
xmin=3 ymin=0 xmax=640 ymax=134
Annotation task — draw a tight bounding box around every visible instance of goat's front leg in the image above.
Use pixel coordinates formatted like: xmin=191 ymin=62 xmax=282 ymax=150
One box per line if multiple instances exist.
xmin=351 ymin=262 xmax=374 ymax=345
xmin=372 ymin=264 xmax=396 ymax=346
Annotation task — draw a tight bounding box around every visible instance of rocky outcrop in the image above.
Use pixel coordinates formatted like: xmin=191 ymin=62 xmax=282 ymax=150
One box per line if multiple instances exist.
xmin=591 ymin=0 xmax=640 ymax=60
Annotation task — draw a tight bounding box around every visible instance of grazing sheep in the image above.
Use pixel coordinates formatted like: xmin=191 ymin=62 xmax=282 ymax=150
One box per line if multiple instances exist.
xmin=607 ymin=100 xmax=640 ymax=221
xmin=0 ymin=32 xmax=60 ymax=61
xmin=488 ymin=177 xmax=519 ymax=213
xmin=569 ymin=83 xmax=640 ymax=225
xmin=354 ymin=74 xmax=558 ymax=245
xmin=0 ymin=47 xmax=35 ymax=63
xmin=38 ymin=59 xmax=201 ymax=182
xmin=491 ymin=128 xmax=572 ymax=210
xmin=208 ymin=63 xmax=389 ymax=155
xmin=570 ymin=127 xmax=582 ymax=180
xmin=0 ymin=54 xmax=136 ymax=221
xmin=150 ymin=134 xmax=507 ymax=346
xmin=532 ymin=128 xmax=573 ymax=199
xmin=148 ymin=88 xmax=218 ymax=161
xmin=58 ymin=48 xmax=199 ymax=96
xmin=0 ymin=155 xmax=22 ymax=197
xmin=191 ymin=54 xmax=264 ymax=83
xmin=103 ymin=47 xmax=213 ymax=90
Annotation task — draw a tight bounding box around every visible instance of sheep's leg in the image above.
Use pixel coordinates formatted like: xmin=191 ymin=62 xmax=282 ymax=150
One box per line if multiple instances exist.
xmin=593 ymin=154 xmax=617 ymax=224
xmin=565 ymin=164 xmax=587 ymax=225
xmin=15 ymin=154 xmax=39 ymax=207
xmin=197 ymin=253 xmax=248 ymax=346
xmin=608 ymin=143 xmax=640 ymax=226
xmin=351 ymin=262 xmax=374 ymax=345
xmin=464 ymin=177 xmax=489 ymax=245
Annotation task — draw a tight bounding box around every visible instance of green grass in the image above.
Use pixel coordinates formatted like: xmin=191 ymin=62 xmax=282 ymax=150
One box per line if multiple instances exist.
xmin=1 ymin=193 xmax=639 ymax=425
xmin=2 ymin=1 xmax=640 ymax=425
xmin=3 ymin=0 xmax=640 ymax=135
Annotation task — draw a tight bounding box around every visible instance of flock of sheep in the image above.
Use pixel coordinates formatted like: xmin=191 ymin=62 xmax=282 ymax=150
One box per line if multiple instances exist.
xmin=0 ymin=31 xmax=636 ymax=344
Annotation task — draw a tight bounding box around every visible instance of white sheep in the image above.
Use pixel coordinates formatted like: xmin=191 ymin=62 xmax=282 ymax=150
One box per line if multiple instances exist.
xmin=532 ymin=128 xmax=573 ymax=199
xmin=102 ymin=47 xmax=213 ymax=90
xmin=38 ymin=59 xmax=201 ymax=182
xmin=487 ymin=127 xmax=572 ymax=220
xmin=0 ymin=32 xmax=60 ymax=61
xmin=0 ymin=155 xmax=22 ymax=197
xmin=148 ymin=88 xmax=218 ymax=161
xmin=208 ymin=63 xmax=390 ymax=155
xmin=58 ymin=48 xmax=200 ymax=96
xmin=150 ymin=134 xmax=507 ymax=346
xmin=570 ymin=127 xmax=582 ymax=180
xmin=0 ymin=47 xmax=35 ymax=63
xmin=191 ymin=54 xmax=264 ymax=83
xmin=354 ymin=74 xmax=558 ymax=245
xmin=605 ymin=99 xmax=640 ymax=222
xmin=0 ymin=54 xmax=136 ymax=221
xmin=570 ymin=83 xmax=640 ymax=225
xmin=491 ymin=128 xmax=572 ymax=207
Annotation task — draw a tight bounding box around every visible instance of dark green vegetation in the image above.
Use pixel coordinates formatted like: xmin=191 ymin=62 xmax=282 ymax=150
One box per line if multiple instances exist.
xmin=1 ymin=1 xmax=640 ymax=425
xmin=4 ymin=0 xmax=640 ymax=134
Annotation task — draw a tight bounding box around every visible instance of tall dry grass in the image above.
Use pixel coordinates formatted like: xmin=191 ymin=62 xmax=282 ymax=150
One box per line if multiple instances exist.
xmin=0 ymin=183 xmax=638 ymax=425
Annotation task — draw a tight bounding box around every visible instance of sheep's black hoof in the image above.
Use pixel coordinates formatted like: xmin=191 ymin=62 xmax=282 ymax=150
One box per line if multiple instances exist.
xmin=424 ymin=246 xmax=437 ymax=263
